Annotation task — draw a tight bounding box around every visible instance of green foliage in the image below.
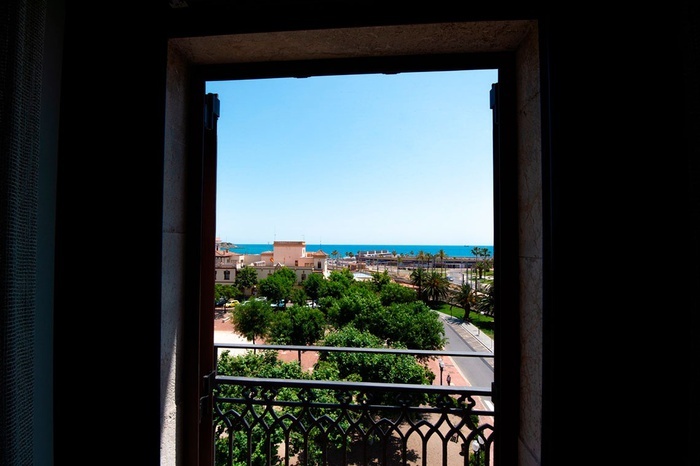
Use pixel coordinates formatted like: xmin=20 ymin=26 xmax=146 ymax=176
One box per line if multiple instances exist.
xmin=325 ymin=287 xmax=381 ymax=329
xmin=341 ymin=298 xmax=446 ymax=351
xmin=409 ymin=267 xmax=427 ymax=299
xmin=474 ymin=283 xmax=495 ymax=317
xmin=302 ymin=272 xmax=324 ymax=302
xmin=370 ymin=270 xmax=392 ymax=291
xmin=268 ymin=304 xmax=327 ymax=346
xmin=215 ymin=283 xmax=241 ymax=302
xmin=230 ymin=298 xmax=273 ymax=344
xmin=289 ymin=287 xmax=307 ymax=306
xmin=385 ymin=302 xmax=446 ymax=350
xmin=325 ymin=269 xmax=355 ymax=291
xmin=258 ymin=267 xmax=296 ymax=303
xmin=453 ymin=283 xmax=473 ymax=315
xmin=275 ymin=265 xmax=299 ymax=283
xmin=423 ymin=270 xmax=450 ymax=303
xmin=319 ymin=327 xmax=430 ymax=385
xmin=216 ymin=351 xmax=362 ymax=466
xmin=217 ymin=349 xmax=304 ymax=380
xmin=379 ymin=281 xmax=417 ymax=306
xmin=234 ymin=265 xmax=259 ymax=295
xmin=215 ymin=351 xmax=306 ymax=466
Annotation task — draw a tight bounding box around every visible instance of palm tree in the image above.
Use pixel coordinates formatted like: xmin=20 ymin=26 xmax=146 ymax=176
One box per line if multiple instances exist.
xmin=416 ymin=250 xmax=425 ymax=269
xmin=475 ymin=283 xmax=495 ymax=317
xmin=410 ymin=267 xmax=427 ymax=300
xmin=437 ymin=249 xmax=446 ymax=275
xmin=425 ymin=252 xmax=434 ymax=271
xmin=423 ymin=270 xmax=449 ymax=303
xmin=331 ymin=250 xmax=339 ymax=269
xmin=454 ymin=283 xmax=473 ymax=319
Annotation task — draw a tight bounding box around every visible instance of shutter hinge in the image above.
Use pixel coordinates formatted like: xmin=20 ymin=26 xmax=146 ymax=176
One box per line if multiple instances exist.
xmin=205 ymin=93 xmax=220 ymax=130
xmin=199 ymin=370 xmax=217 ymax=422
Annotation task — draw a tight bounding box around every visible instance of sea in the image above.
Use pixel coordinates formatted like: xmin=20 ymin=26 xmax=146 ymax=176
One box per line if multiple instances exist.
xmin=225 ymin=243 xmax=493 ymax=259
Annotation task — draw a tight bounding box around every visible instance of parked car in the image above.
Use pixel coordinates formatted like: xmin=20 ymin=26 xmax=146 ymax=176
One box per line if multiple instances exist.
xmin=224 ymin=299 xmax=239 ymax=308
xmin=215 ymin=297 xmax=227 ymax=307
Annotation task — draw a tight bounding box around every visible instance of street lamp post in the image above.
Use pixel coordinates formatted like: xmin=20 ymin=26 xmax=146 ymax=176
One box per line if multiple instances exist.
xmin=438 ymin=358 xmax=445 ymax=385
xmin=471 ymin=436 xmax=485 ymax=464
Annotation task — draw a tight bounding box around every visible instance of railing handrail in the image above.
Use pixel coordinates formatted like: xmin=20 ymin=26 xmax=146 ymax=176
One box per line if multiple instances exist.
xmin=215 ymin=375 xmax=493 ymax=395
xmin=214 ymin=342 xmax=493 ymax=359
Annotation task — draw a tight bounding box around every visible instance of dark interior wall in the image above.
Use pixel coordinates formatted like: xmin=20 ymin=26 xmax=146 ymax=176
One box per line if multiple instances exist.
xmin=46 ymin=2 xmax=697 ymax=466
xmin=538 ymin=11 xmax=696 ymax=464
xmin=540 ymin=9 xmax=698 ymax=465
xmin=53 ymin=4 xmax=168 ymax=463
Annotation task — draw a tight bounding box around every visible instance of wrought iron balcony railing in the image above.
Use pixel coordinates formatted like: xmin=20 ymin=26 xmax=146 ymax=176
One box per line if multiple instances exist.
xmin=212 ymin=343 xmax=495 ymax=466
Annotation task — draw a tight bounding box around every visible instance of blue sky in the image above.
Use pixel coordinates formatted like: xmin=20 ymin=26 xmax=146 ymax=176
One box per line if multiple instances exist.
xmin=206 ymin=68 xmax=497 ymax=245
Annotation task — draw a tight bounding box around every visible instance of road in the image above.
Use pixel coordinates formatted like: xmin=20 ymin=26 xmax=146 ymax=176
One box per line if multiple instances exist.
xmin=440 ymin=313 xmax=494 ymax=405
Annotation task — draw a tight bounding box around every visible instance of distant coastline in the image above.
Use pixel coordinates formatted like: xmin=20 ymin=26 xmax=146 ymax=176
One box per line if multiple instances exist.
xmin=223 ymin=243 xmax=493 ymax=259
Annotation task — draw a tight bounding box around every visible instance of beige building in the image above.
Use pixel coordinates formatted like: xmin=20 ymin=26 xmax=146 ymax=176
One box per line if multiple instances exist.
xmin=214 ymin=239 xmax=328 ymax=286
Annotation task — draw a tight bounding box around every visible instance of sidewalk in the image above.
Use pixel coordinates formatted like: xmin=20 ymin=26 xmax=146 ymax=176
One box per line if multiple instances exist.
xmin=460 ymin=320 xmax=494 ymax=353
xmin=438 ymin=311 xmax=493 ymax=353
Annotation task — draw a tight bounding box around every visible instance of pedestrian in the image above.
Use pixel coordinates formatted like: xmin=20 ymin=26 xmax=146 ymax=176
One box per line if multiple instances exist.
xmin=446 ymin=374 xmax=452 ymax=386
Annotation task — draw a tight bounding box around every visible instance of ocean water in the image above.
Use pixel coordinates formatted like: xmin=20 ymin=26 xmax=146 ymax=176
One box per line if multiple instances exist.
xmin=226 ymin=243 xmax=493 ymax=259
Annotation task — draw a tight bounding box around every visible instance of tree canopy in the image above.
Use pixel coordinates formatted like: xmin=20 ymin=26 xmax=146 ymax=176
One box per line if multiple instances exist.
xmin=233 ymin=265 xmax=258 ymax=296
xmin=229 ymin=297 xmax=272 ymax=344
xmin=258 ymin=266 xmax=297 ymax=304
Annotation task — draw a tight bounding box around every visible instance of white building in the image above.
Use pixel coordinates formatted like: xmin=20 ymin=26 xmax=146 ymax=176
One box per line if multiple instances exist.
xmin=214 ymin=239 xmax=328 ymax=287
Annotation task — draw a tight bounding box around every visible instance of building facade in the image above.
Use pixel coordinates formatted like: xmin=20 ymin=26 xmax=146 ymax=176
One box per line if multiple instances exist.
xmin=215 ymin=239 xmax=328 ymax=286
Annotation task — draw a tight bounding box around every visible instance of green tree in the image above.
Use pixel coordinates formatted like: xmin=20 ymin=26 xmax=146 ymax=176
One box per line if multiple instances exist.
xmin=379 ymin=281 xmax=417 ymax=306
xmin=370 ymin=270 xmax=391 ymax=291
xmin=385 ymin=301 xmax=446 ymax=350
xmin=302 ymin=272 xmax=325 ymax=304
xmin=475 ymin=283 xmax=495 ymax=317
xmin=325 ymin=286 xmax=380 ymax=330
xmin=410 ymin=267 xmax=427 ymax=301
xmin=258 ymin=266 xmax=297 ymax=304
xmin=319 ymin=326 xmax=431 ymax=386
xmin=352 ymin=300 xmax=446 ymax=351
xmin=425 ymin=252 xmax=434 ymax=271
xmin=229 ymin=298 xmax=272 ymax=344
xmin=215 ymin=283 xmax=240 ymax=303
xmin=234 ymin=265 xmax=259 ymax=297
xmin=437 ymin=248 xmax=446 ymax=275
xmin=290 ymin=287 xmax=307 ymax=306
xmin=470 ymin=247 xmax=492 ymax=291
xmin=268 ymin=304 xmax=327 ymax=355
xmin=423 ymin=270 xmax=449 ymax=303
xmin=318 ymin=269 xmax=355 ymax=300
xmin=453 ymin=283 xmax=473 ymax=318
xmin=416 ymin=250 xmax=426 ymax=269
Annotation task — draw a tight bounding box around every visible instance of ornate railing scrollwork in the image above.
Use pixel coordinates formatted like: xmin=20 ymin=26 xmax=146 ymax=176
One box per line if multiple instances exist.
xmin=212 ymin=344 xmax=494 ymax=466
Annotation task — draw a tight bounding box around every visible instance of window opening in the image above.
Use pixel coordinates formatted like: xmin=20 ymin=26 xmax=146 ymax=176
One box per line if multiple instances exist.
xmin=206 ymin=69 xmax=498 ymax=465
